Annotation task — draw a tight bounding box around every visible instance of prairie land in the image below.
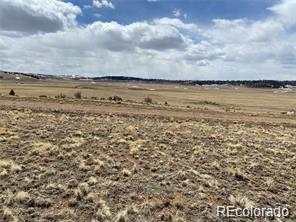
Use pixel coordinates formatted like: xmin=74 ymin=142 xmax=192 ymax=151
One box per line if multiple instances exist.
xmin=0 ymin=76 xmax=295 ymax=221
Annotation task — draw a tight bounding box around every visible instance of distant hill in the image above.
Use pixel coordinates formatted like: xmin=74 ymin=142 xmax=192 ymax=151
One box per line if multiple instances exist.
xmin=1 ymin=71 xmax=296 ymax=88
xmin=0 ymin=71 xmax=67 ymax=80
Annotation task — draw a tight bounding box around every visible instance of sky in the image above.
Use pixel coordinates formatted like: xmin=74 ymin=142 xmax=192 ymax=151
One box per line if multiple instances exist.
xmin=0 ymin=0 xmax=295 ymax=80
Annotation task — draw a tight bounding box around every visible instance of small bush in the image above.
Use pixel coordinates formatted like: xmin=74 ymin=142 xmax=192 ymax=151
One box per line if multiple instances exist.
xmin=74 ymin=91 xmax=82 ymax=99
xmin=9 ymin=89 xmax=15 ymax=96
xmin=113 ymin=96 xmax=122 ymax=101
xmin=164 ymin=101 xmax=168 ymax=106
xmin=199 ymin=100 xmax=219 ymax=106
xmin=56 ymin=93 xmax=66 ymax=99
xmin=108 ymin=96 xmax=123 ymax=101
xmin=144 ymin=97 xmax=152 ymax=103
xmin=39 ymin=95 xmax=47 ymax=98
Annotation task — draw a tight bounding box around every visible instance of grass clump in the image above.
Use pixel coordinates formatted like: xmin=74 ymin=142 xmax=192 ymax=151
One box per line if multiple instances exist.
xmin=15 ymin=191 xmax=30 ymax=203
xmin=56 ymin=93 xmax=66 ymax=99
xmin=95 ymin=199 xmax=112 ymax=220
xmin=229 ymin=194 xmax=255 ymax=209
xmin=144 ymin=97 xmax=152 ymax=104
xmin=108 ymin=96 xmax=123 ymax=101
xmin=0 ymin=169 xmax=8 ymax=178
xmin=3 ymin=207 xmax=17 ymax=221
xmin=122 ymin=168 xmax=132 ymax=177
xmin=74 ymin=91 xmax=82 ymax=99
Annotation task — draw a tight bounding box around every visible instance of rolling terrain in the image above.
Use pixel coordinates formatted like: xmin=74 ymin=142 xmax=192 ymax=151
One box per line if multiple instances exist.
xmin=0 ymin=74 xmax=295 ymax=221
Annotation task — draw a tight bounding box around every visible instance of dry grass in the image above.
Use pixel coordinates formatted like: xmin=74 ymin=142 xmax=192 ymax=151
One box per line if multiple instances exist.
xmin=229 ymin=194 xmax=255 ymax=209
xmin=0 ymin=78 xmax=296 ymax=114
xmin=14 ymin=191 xmax=30 ymax=203
xmin=0 ymin=83 xmax=295 ymax=221
xmin=3 ymin=207 xmax=17 ymax=222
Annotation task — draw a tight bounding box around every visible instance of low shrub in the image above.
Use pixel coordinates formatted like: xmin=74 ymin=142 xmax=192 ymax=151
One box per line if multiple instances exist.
xmin=56 ymin=93 xmax=66 ymax=99
xmin=108 ymin=96 xmax=123 ymax=101
xmin=9 ymin=89 xmax=15 ymax=96
xmin=74 ymin=91 xmax=82 ymax=99
xmin=144 ymin=97 xmax=152 ymax=103
xmin=113 ymin=96 xmax=122 ymax=101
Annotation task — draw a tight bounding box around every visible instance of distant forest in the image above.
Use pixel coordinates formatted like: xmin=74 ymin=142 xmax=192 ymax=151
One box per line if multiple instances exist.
xmin=93 ymin=76 xmax=296 ymax=88
xmin=3 ymin=71 xmax=296 ymax=88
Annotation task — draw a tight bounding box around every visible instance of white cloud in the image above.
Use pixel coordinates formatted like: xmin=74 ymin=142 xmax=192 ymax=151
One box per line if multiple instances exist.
xmin=93 ymin=13 xmax=102 ymax=18
xmin=269 ymin=0 xmax=296 ymax=26
xmin=83 ymin=5 xmax=92 ymax=9
xmin=184 ymin=41 xmax=226 ymax=62
xmin=38 ymin=20 xmax=187 ymax=52
xmin=172 ymin=8 xmax=188 ymax=19
xmin=0 ymin=19 xmax=207 ymax=79
xmin=0 ymin=0 xmax=296 ymax=80
xmin=0 ymin=0 xmax=81 ymax=34
xmin=204 ymin=18 xmax=285 ymax=44
xmin=93 ymin=0 xmax=114 ymax=9
xmin=153 ymin=18 xmax=199 ymax=32
xmin=173 ymin=9 xmax=181 ymax=17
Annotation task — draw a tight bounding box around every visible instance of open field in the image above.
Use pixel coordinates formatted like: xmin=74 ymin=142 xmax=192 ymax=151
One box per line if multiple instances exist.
xmin=0 ymin=76 xmax=295 ymax=221
xmin=1 ymin=74 xmax=296 ymax=114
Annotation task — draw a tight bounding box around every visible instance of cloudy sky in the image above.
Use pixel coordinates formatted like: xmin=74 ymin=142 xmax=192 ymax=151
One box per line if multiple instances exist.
xmin=0 ymin=0 xmax=295 ymax=80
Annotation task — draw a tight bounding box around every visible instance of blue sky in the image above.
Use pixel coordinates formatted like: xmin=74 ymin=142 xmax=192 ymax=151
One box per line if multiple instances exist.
xmin=69 ymin=0 xmax=278 ymax=25
xmin=0 ymin=0 xmax=295 ymax=80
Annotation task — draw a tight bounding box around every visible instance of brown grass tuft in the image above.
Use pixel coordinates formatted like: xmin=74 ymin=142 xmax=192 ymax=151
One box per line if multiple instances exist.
xmin=15 ymin=191 xmax=30 ymax=203
xmin=229 ymin=194 xmax=255 ymax=209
